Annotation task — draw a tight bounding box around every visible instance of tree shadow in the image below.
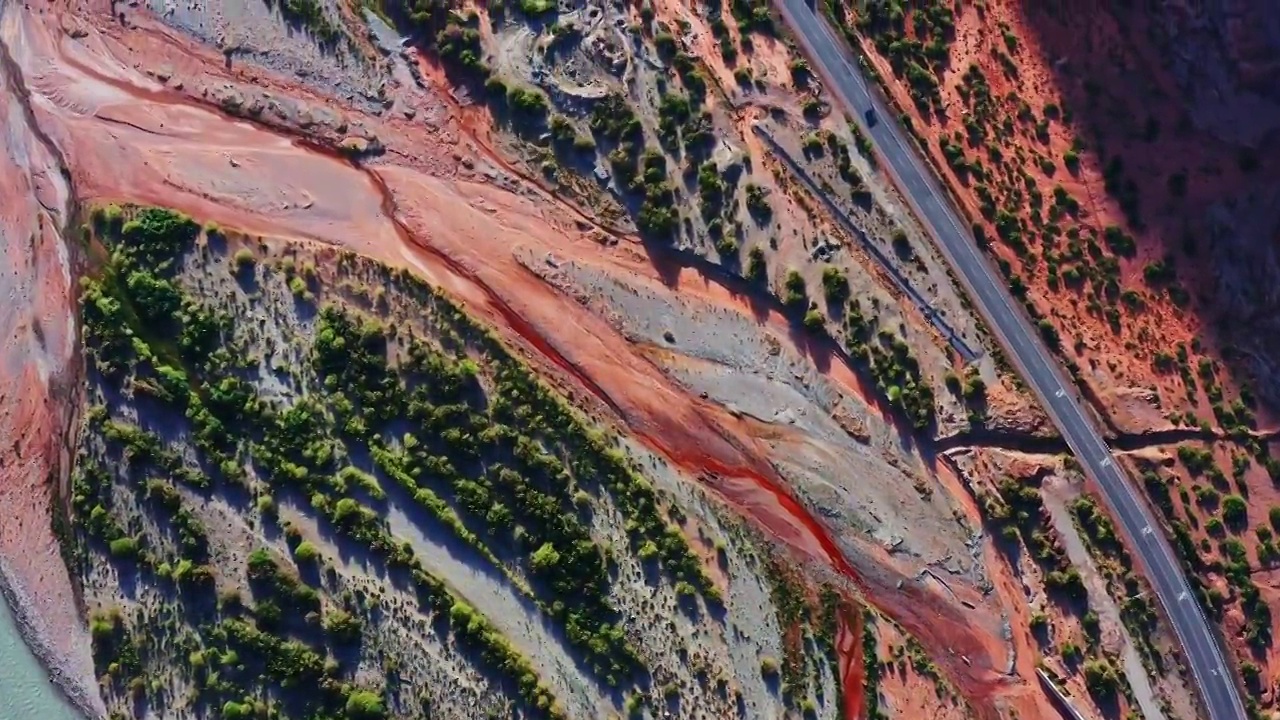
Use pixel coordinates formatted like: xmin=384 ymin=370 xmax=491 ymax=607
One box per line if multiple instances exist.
xmin=275 ymin=486 xmax=392 ymax=580
xmin=347 ymin=448 xmax=636 ymax=698
xmin=233 ymin=263 xmax=260 ymax=294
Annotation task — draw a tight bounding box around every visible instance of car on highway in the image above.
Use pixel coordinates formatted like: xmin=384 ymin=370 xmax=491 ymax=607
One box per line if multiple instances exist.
xmin=864 ymin=108 xmax=877 ymax=127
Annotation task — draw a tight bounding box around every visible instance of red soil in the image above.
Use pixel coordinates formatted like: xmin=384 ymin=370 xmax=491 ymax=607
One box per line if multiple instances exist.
xmin=858 ymin=0 xmax=1279 ymax=434
xmin=851 ymin=0 xmax=1280 ymax=704
xmin=0 ymin=2 xmax=1033 ymax=714
xmin=0 ymin=15 xmax=102 ymax=712
xmin=835 ymin=603 xmax=865 ymax=719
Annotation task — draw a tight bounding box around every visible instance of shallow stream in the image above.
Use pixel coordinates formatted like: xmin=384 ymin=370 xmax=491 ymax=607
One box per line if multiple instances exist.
xmin=0 ymin=597 xmax=81 ymax=720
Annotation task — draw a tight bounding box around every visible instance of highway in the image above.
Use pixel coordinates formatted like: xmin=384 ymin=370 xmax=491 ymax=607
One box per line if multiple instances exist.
xmin=773 ymin=2 xmax=1247 ymax=719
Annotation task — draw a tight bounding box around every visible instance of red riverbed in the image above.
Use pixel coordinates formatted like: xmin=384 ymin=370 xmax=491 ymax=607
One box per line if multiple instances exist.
xmin=1 ymin=3 xmax=1019 ymax=717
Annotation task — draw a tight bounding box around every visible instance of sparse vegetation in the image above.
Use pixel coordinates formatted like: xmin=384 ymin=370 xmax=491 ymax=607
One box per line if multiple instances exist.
xmin=267 ymin=0 xmax=340 ymax=43
xmin=982 ymin=477 xmax=1086 ymax=604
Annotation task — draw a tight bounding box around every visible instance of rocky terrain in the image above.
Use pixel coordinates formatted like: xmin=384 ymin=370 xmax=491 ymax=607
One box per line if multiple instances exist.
xmin=0 ymin=0 xmax=1274 ymax=719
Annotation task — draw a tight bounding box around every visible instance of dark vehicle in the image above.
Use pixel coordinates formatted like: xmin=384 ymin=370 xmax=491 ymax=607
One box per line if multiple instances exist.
xmin=864 ymin=108 xmax=878 ymax=127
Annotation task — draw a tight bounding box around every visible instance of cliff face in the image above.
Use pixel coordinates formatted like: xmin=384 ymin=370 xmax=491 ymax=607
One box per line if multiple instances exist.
xmin=1017 ymin=0 xmax=1280 ymax=414
xmin=1204 ymin=184 xmax=1280 ymax=402
xmin=1162 ymin=0 xmax=1280 ymax=146
xmin=1160 ymin=0 xmax=1280 ymax=409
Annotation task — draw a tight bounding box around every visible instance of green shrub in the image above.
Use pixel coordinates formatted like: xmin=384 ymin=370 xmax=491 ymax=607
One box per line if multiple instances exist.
xmin=93 ymin=204 xmax=124 ymax=232
xmin=654 ymin=31 xmax=677 ymax=57
xmin=90 ymin=613 xmax=118 ymax=643
xmin=760 ymin=656 xmax=780 ymax=677
xmin=788 ymin=58 xmax=811 ymax=85
xmin=344 ymin=690 xmax=386 ymax=719
xmin=1102 ymin=225 xmax=1136 ymax=257
xmin=276 ymin=0 xmax=340 ymax=41
xmin=506 ymin=86 xmax=548 ymax=115
xmin=820 ymin=267 xmax=848 ymax=306
xmin=1037 ymin=318 xmax=1060 ymax=349
xmin=1222 ymin=495 xmax=1248 ymax=528
xmin=294 ymin=541 xmax=319 ymax=563
xmin=529 ymin=542 xmax=562 ymax=573
xmin=323 ymin=609 xmax=363 ymax=644
xmin=518 ymin=0 xmax=555 ymax=16
xmin=801 ymin=132 xmax=824 ymax=156
xmin=1082 ymin=658 xmax=1119 ymax=699
xmin=745 ymin=246 xmax=767 ymax=283
xmin=483 ymin=75 xmax=507 ymax=95
xmin=744 ymin=183 xmax=772 ymax=221
xmin=783 ymin=270 xmax=807 ymax=307
xmin=109 ymin=537 xmax=139 ymax=559
xmin=637 ymin=540 xmax=659 ymax=562
xmin=221 ymin=700 xmax=254 ymax=719
xmin=1060 ymin=641 xmax=1082 ymax=663
xmin=117 ymin=207 xmax=200 ymax=268
xmin=256 ymin=494 xmax=276 ymax=516
xmin=962 ymin=371 xmax=986 ymax=401
xmin=589 ymin=94 xmax=642 ymax=142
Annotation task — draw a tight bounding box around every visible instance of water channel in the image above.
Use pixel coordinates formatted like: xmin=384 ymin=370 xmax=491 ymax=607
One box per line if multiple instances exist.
xmin=0 ymin=596 xmax=82 ymax=720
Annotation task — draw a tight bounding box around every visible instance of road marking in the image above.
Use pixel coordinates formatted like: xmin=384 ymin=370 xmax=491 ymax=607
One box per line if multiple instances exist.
xmin=1178 ymin=592 xmax=1188 ymax=602
xmin=1100 ymin=457 xmax=1112 ymax=468
xmin=1054 ymin=388 xmax=1065 ymax=398
xmin=1142 ymin=526 xmax=1153 ymax=536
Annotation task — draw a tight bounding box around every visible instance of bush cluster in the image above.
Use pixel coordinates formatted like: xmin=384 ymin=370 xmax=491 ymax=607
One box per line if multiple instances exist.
xmin=844 ymin=300 xmax=936 ymax=429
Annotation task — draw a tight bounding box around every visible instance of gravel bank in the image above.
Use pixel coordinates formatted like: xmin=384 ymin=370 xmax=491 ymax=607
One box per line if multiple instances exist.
xmin=0 ymin=561 xmax=97 ymax=719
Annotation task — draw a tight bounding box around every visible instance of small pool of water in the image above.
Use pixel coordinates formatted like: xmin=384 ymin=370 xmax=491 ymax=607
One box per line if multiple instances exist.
xmin=0 ymin=597 xmax=82 ymax=720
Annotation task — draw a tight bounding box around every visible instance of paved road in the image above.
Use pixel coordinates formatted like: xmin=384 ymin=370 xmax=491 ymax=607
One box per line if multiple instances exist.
xmin=773 ymin=3 xmax=1247 ymax=719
